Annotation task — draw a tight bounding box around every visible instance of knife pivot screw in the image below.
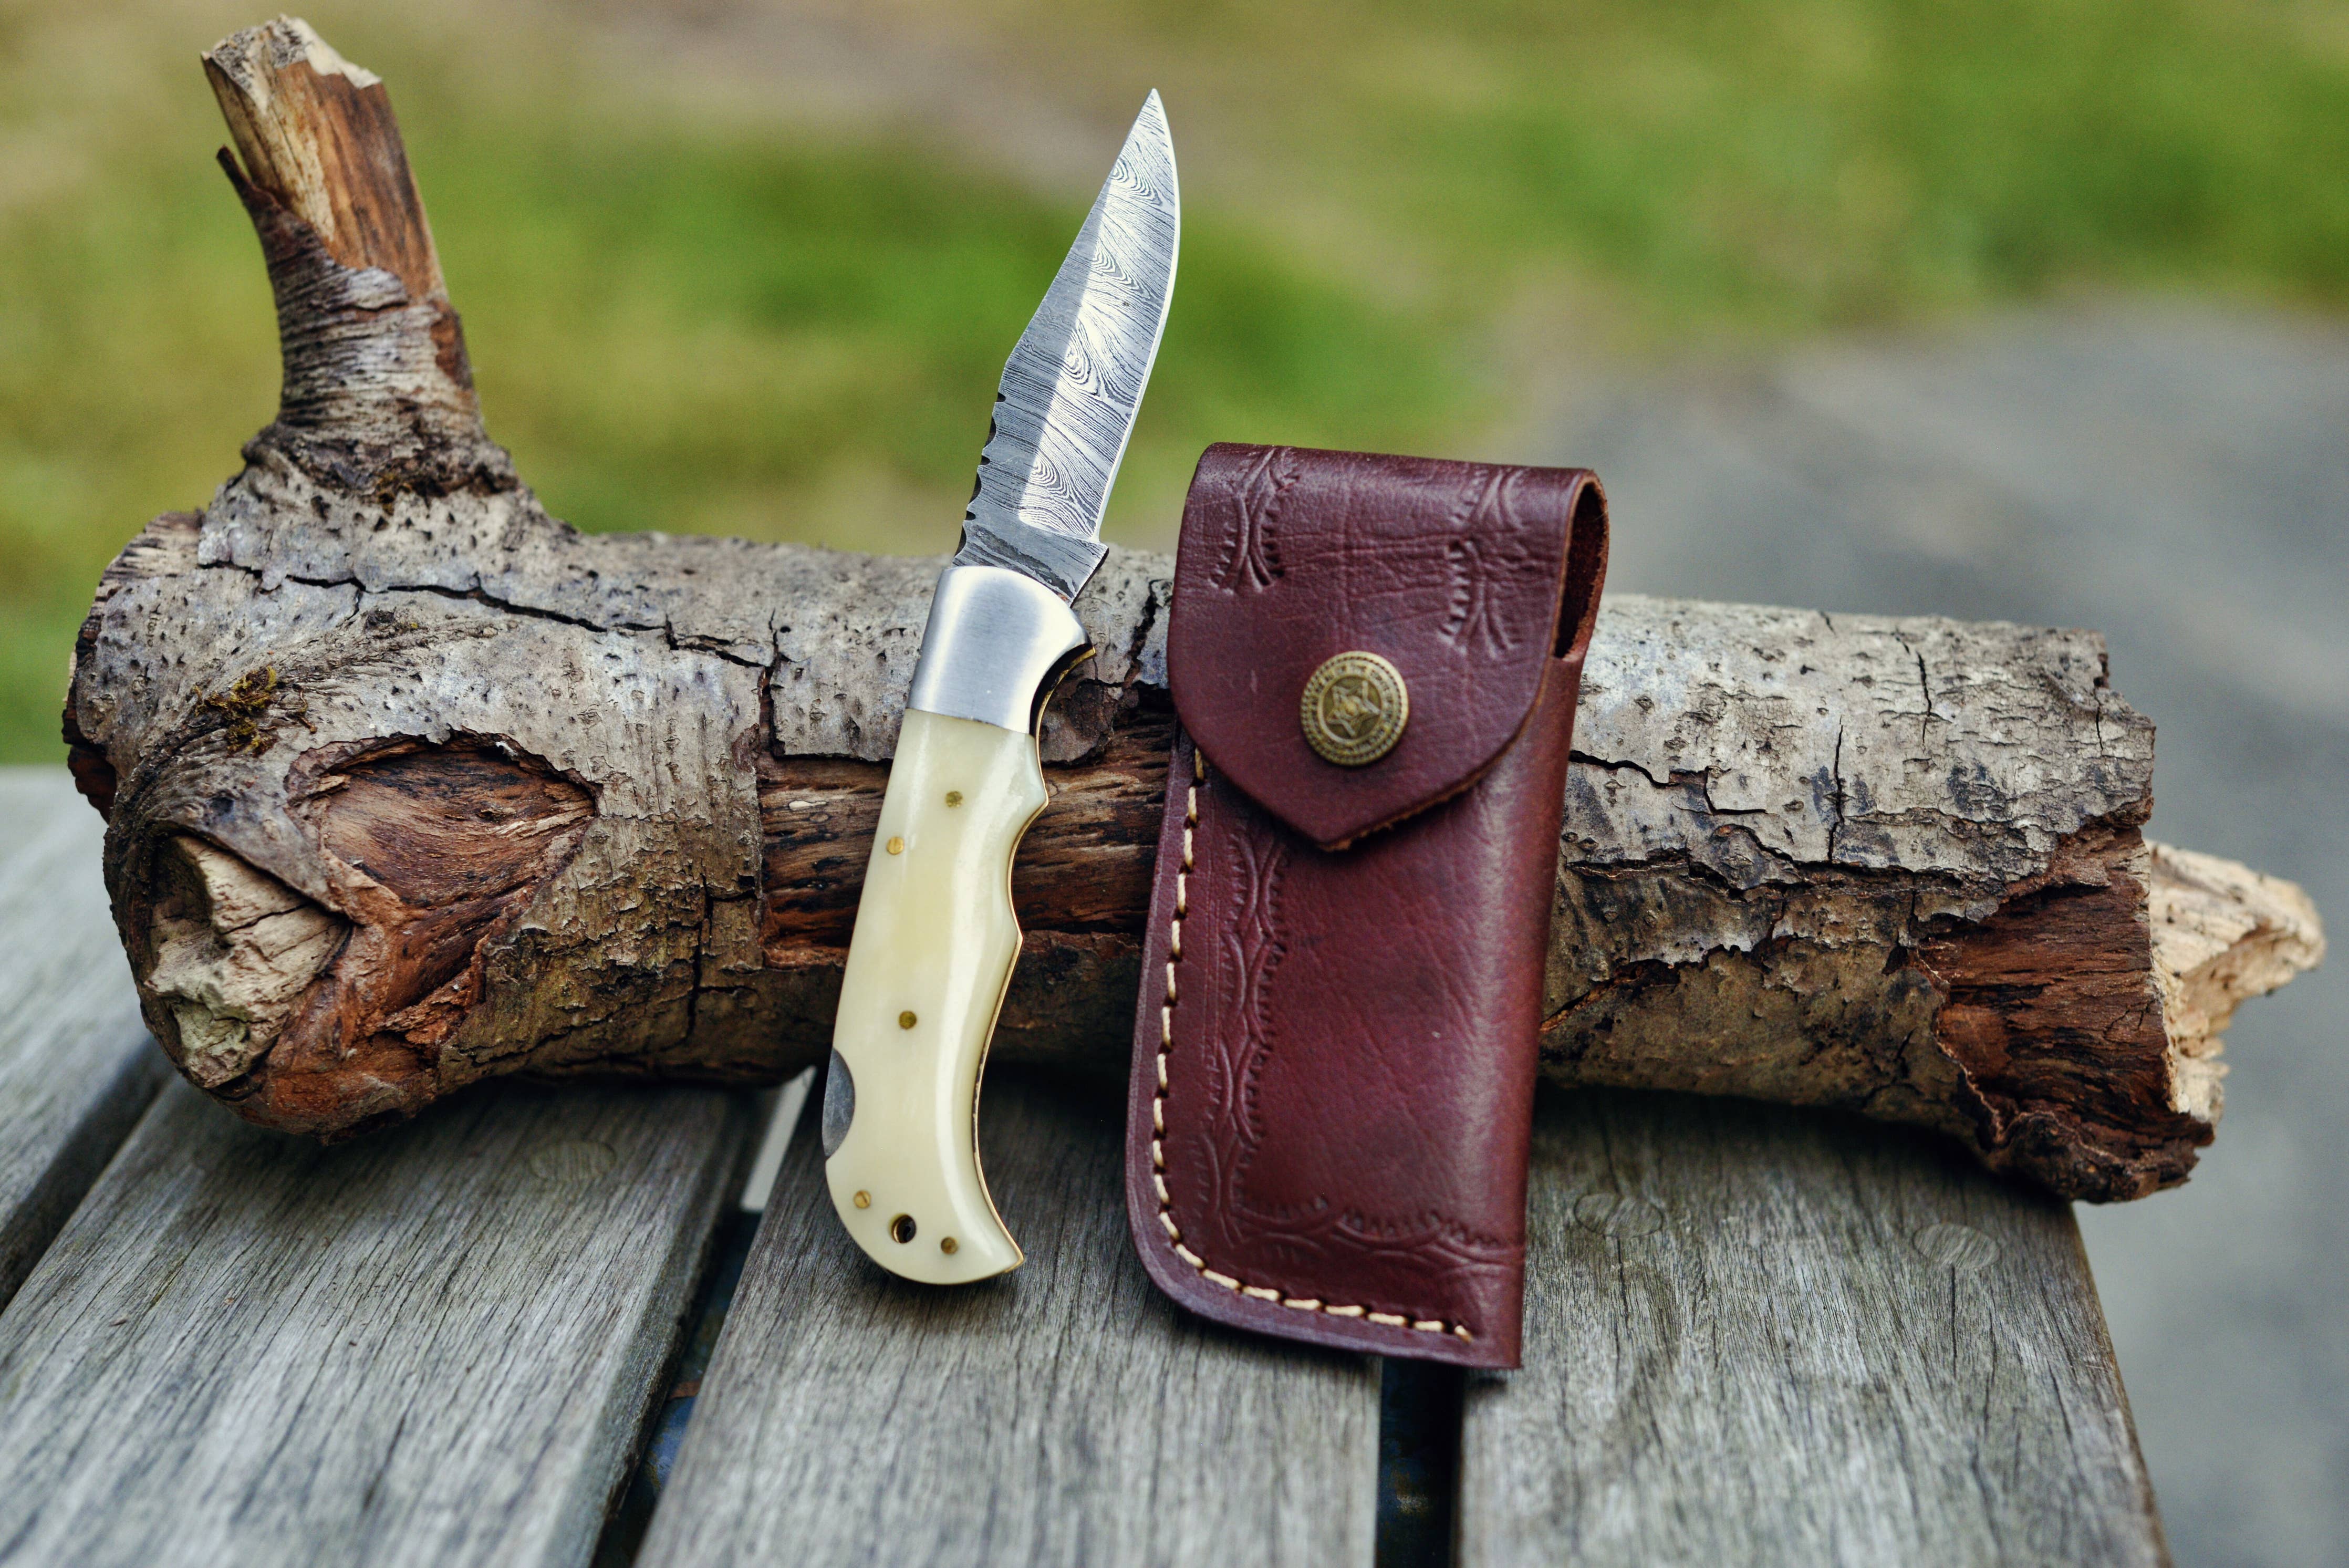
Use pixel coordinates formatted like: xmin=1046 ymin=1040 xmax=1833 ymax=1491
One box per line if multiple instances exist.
xmin=940 ymin=1237 xmax=959 ymax=1255
xmin=944 ymin=791 xmax=963 ymax=807
xmin=886 ymin=836 xmax=905 ymax=856
xmin=853 ymin=1190 xmax=871 ymax=1209
xmin=899 ymin=1010 xmax=918 ymax=1029
xmin=890 ymin=1214 xmax=918 ymax=1244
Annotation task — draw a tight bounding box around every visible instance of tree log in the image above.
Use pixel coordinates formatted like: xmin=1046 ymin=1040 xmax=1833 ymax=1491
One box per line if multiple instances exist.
xmin=63 ymin=19 xmax=2322 ymax=1199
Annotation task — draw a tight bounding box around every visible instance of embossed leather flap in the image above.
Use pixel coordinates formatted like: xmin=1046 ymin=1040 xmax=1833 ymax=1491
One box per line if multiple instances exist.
xmin=1169 ymin=443 xmax=1607 ymax=849
xmin=1130 ymin=444 xmax=1609 ymax=1367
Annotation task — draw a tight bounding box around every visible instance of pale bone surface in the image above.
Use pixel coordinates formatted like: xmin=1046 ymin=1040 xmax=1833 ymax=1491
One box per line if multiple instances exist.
xmin=640 ymin=1071 xmax=1380 ymax=1568
xmin=76 ymin=471 xmax=2323 ymax=1192
xmin=0 ymin=771 xmax=167 ymax=1309
xmin=71 ymin=18 xmax=2317 ymax=1193
xmin=0 ymin=772 xmax=2160 ymax=1563
xmin=61 ymin=504 xmax=2146 ymax=979
xmin=823 ymin=710 xmax=1042 ymax=1282
xmin=0 ymin=1064 xmax=754 ymax=1568
xmin=17 ymin=24 xmax=2228 ymax=1562
xmin=1460 ymin=1087 xmax=2169 ymax=1567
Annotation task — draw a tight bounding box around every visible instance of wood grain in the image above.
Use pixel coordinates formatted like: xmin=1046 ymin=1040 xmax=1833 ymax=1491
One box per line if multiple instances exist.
xmin=1457 ymin=1087 xmax=2170 ymax=1566
xmin=58 ymin=22 xmax=2324 ymax=1202
xmin=0 ymin=1073 xmax=755 ymax=1567
xmin=638 ymin=1070 xmax=1380 ymax=1568
xmin=199 ymin=17 xmax=482 ymax=475
xmin=204 ymin=16 xmax=444 ymax=298
xmin=0 ymin=769 xmax=167 ymax=1310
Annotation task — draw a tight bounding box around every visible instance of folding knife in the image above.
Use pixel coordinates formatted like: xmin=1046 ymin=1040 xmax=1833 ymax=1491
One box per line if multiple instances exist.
xmin=820 ymin=95 xmax=1179 ymax=1283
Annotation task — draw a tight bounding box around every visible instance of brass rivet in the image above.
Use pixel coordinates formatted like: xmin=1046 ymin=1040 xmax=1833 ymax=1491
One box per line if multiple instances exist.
xmin=899 ymin=1010 xmax=917 ymax=1029
xmin=889 ymin=1213 xmax=917 ymax=1244
xmin=1300 ymin=651 xmax=1409 ymax=766
xmin=853 ymin=1190 xmax=871 ymax=1209
xmin=941 ymin=1237 xmax=959 ymax=1255
xmin=944 ymin=790 xmax=963 ymax=807
xmin=886 ymin=836 xmax=905 ymax=855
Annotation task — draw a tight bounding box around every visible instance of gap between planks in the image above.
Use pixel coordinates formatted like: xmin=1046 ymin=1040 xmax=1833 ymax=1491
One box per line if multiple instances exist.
xmin=0 ymin=773 xmax=763 ymax=1568
xmin=0 ymin=1077 xmax=758 ymax=1568
xmin=637 ymin=1068 xmax=1384 ymax=1568
xmin=0 ymin=763 xmax=2168 ymax=1564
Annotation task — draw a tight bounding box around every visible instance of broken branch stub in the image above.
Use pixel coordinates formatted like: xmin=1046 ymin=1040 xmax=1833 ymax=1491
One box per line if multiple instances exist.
xmin=63 ymin=19 xmax=2323 ymax=1198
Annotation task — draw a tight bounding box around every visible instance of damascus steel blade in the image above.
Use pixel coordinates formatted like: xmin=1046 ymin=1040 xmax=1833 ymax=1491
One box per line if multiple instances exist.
xmin=953 ymin=91 xmax=1179 ymax=601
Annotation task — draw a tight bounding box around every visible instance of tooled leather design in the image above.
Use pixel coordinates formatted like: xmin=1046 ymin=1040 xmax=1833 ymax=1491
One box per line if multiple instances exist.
xmin=1130 ymin=442 xmax=1608 ymax=1369
xmin=1140 ymin=707 xmax=1583 ymax=1360
xmin=1442 ymin=468 xmax=1549 ymax=655
xmin=1209 ymin=443 xmax=1298 ymax=593
xmin=1222 ymin=829 xmax=1287 ymax=1155
xmin=1191 ymin=824 xmax=1287 ymax=1233
xmin=1220 ymin=787 xmax=1503 ymax=1269
xmin=1169 ymin=443 xmax=1596 ymax=849
xmin=1145 ymin=747 xmax=1490 ymax=1348
xmin=1199 ymin=761 xmax=1525 ymax=1297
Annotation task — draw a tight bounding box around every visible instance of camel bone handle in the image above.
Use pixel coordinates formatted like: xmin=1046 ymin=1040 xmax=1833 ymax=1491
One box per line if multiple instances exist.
xmin=822 ymin=567 xmax=1089 ymax=1283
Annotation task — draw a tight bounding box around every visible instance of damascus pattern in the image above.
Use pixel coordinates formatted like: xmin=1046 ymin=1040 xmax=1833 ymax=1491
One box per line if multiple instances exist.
xmin=954 ymin=91 xmax=1180 ymax=601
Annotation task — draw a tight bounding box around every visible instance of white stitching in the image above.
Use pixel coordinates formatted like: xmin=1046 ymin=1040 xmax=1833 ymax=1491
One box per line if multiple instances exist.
xmin=1150 ymin=754 xmax=1472 ymax=1345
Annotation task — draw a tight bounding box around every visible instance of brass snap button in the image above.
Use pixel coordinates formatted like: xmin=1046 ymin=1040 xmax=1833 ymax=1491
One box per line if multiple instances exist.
xmin=1300 ymin=651 xmax=1408 ymax=766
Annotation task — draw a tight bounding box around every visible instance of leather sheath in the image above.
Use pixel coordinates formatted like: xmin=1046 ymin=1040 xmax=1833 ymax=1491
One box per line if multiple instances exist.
xmin=1125 ymin=442 xmax=1608 ymax=1368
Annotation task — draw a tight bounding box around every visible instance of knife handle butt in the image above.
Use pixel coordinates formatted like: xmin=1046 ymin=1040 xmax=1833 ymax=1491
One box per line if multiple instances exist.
xmin=823 ymin=707 xmax=1047 ymax=1284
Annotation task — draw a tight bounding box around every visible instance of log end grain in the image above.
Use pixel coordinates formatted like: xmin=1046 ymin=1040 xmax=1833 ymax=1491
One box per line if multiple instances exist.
xmin=122 ymin=739 xmax=599 ymax=1135
xmin=2148 ymin=840 xmax=2327 ymax=1122
xmin=55 ymin=20 xmax=2327 ymax=1200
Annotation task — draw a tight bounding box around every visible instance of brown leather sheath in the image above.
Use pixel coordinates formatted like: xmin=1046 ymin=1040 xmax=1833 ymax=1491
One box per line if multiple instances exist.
xmin=1124 ymin=442 xmax=1609 ymax=1368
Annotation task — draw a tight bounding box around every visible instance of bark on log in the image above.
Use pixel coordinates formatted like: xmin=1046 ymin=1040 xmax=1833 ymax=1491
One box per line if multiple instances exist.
xmin=63 ymin=19 xmax=2322 ymax=1199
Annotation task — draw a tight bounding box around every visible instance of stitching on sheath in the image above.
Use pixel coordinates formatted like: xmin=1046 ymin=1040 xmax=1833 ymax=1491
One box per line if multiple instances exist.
xmin=1151 ymin=753 xmax=1474 ymax=1346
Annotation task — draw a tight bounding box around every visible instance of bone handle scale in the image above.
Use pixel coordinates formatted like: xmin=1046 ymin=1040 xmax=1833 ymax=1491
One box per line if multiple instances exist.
xmin=822 ymin=565 xmax=1091 ymax=1283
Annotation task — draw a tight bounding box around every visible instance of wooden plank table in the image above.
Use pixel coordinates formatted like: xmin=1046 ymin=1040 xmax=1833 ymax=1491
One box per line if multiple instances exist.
xmin=0 ymin=769 xmax=168 ymax=1306
xmin=0 ymin=772 xmax=758 ymax=1568
xmin=1461 ymin=1091 xmax=2170 ymax=1566
xmin=0 ymin=766 xmax=2171 ymax=1564
xmin=638 ymin=1071 xmax=1382 ymax=1568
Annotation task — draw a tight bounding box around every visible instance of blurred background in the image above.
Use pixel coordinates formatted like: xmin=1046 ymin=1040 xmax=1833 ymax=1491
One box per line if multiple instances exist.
xmin=3 ymin=1 xmax=2343 ymax=1560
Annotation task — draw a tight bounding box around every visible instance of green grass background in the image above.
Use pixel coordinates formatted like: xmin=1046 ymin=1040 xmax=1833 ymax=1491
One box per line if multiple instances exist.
xmin=5 ymin=0 xmax=2347 ymax=759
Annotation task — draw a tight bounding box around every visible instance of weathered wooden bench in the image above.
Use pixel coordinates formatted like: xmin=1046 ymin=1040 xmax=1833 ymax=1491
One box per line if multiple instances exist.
xmin=0 ymin=765 xmax=2170 ymax=1565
